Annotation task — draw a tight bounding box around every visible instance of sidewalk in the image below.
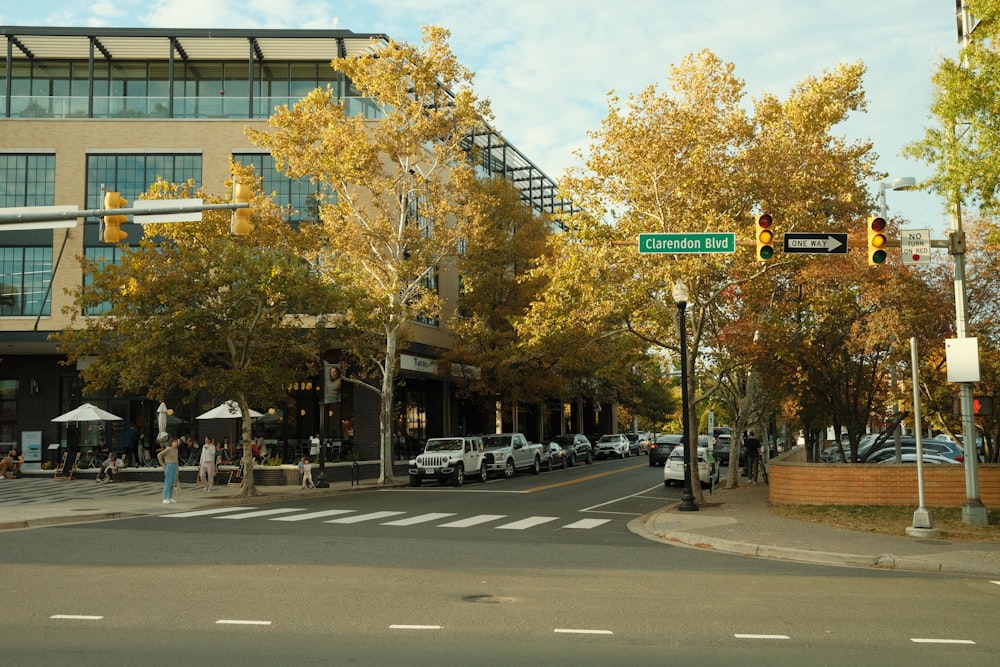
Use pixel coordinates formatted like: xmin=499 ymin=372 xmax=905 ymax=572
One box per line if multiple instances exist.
xmin=4 ymin=473 xmax=999 ymax=576
xmin=632 ymin=482 xmax=1000 ymax=576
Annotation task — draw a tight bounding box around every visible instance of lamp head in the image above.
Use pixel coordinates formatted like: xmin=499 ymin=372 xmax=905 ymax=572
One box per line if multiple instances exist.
xmin=672 ymin=280 xmax=689 ymax=306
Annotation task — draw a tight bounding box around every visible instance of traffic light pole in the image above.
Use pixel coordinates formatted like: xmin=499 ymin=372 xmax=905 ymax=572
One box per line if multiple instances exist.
xmin=0 ymin=202 xmax=248 ymax=227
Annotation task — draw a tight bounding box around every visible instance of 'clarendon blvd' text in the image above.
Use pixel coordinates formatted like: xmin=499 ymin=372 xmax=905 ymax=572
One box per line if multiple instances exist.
xmin=638 ymin=232 xmax=736 ymax=254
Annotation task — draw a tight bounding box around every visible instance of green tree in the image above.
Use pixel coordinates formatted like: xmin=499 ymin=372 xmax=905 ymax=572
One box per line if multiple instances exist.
xmin=247 ymin=27 xmax=490 ymax=483
xmin=522 ymin=51 xmax=879 ymax=504
xmin=54 ymin=167 xmax=339 ymax=497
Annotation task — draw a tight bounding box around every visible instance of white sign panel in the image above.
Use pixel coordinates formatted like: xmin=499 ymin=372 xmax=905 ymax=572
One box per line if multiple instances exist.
xmin=132 ymin=198 xmax=204 ymax=224
xmin=0 ymin=205 xmax=78 ymax=230
xmin=900 ymin=228 xmax=931 ymax=265
xmin=946 ymin=337 xmax=981 ymax=383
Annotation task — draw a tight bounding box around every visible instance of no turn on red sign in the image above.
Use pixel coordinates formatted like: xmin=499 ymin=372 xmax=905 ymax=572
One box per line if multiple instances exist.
xmin=901 ymin=228 xmax=931 ymax=265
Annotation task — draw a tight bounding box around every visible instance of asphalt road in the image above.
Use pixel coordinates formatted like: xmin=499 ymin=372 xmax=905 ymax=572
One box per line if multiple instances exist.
xmin=6 ymin=456 xmax=999 ymax=665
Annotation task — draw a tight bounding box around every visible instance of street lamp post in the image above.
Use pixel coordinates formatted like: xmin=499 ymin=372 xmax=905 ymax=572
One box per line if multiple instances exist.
xmin=673 ymin=280 xmax=698 ymax=512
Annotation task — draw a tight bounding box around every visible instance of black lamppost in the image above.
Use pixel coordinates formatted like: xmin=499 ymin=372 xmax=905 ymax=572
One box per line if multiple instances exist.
xmin=673 ymin=280 xmax=698 ymax=512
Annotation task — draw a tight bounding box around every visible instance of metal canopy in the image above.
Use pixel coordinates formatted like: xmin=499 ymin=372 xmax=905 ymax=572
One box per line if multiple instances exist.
xmin=1 ymin=26 xmax=386 ymax=63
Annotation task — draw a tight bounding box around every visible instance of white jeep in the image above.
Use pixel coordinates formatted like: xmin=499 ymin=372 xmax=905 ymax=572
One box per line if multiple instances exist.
xmin=408 ymin=436 xmax=487 ymax=487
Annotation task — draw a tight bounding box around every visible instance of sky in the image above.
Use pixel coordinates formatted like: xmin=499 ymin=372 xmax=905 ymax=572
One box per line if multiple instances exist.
xmin=1 ymin=0 xmax=964 ymax=233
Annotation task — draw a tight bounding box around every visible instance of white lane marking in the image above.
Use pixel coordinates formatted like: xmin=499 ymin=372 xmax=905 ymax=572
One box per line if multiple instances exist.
xmin=216 ymin=619 xmax=272 ymax=626
xmin=50 ymin=615 xmax=103 ymax=620
xmin=991 ymin=580 xmax=1000 ymax=586
xmin=554 ymin=628 xmax=613 ymax=635
xmin=270 ymin=509 xmax=356 ymax=522
xmin=390 ymin=624 xmax=442 ymax=630
xmin=381 ymin=512 xmax=456 ymax=526
xmin=734 ymin=634 xmax=791 ymax=640
xmin=160 ymin=507 xmax=259 ymax=518
xmin=910 ymin=638 xmax=976 ymax=644
xmin=580 ymin=483 xmax=664 ymax=512
xmin=214 ymin=508 xmax=305 ymax=520
xmin=562 ymin=518 xmax=611 ymax=529
xmin=497 ymin=516 xmax=560 ymax=530
xmin=438 ymin=514 xmax=507 ymax=528
xmin=325 ymin=511 xmax=405 ymax=524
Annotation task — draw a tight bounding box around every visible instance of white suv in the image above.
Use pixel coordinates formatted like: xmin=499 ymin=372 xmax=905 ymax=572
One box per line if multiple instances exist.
xmin=595 ymin=433 xmax=631 ymax=459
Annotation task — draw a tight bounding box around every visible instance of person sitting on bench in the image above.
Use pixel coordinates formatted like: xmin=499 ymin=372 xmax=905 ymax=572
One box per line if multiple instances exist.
xmin=96 ymin=451 xmax=123 ymax=483
xmin=0 ymin=449 xmax=23 ymax=479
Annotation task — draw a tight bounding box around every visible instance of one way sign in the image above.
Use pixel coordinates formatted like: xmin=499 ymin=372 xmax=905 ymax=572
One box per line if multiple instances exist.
xmin=782 ymin=232 xmax=848 ymax=254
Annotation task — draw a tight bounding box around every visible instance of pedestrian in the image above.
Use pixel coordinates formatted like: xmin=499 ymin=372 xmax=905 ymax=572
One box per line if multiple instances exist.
xmin=298 ymin=456 xmax=314 ymax=489
xmin=122 ymin=423 xmax=141 ymax=468
xmin=95 ymin=450 xmax=122 ymax=483
xmin=199 ymin=436 xmax=218 ymax=492
xmin=309 ymin=433 xmax=320 ymax=459
xmin=0 ymin=448 xmax=24 ymax=479
xmin=157 ymin=437 xmax=179 ymax=504
xmin=744 ymin=431 xmax=762 ymax=484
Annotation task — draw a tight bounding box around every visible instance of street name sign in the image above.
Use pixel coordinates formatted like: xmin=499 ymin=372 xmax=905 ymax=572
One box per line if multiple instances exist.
xmin=638 ymin=232 xmax=736 ymax=254
xmin=782 ymin=232 xmax=848 ymax=254
xmin=900 ymin=228 xmax=931 ymax=265
xmin=132 ymin=198 xmax=204 ymax=224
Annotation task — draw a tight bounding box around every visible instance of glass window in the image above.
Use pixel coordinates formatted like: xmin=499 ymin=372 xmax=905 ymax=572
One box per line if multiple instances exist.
xmin=0 ymin=247 xmax=52 ymax=316
xmin=233 ymin=153 xmax=334 ymax=223
xmin=0 ymin=380 xmax=18 ymax=444
xmin=85 ymin=153 xmax=203 ymax=246
xmin=0 ymin=154 xmax=55 ymax=207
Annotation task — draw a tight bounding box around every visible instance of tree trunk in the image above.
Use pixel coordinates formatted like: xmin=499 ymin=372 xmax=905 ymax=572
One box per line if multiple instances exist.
xmin=379 ymin=325 xmax=399 ymax=484
xmin=236 ymin=400 xmax=260 ymax=498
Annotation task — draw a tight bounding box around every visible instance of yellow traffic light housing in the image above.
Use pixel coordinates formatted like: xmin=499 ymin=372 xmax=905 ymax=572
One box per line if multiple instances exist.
xmin=867 ymin=216 xmax=888 ymax=265
xmin=755 ymin=213 xmax=774 ymax=261
xmin=231 ymin=181 xmax=253 ymax=236
xmin=102 ymin=191 xmax=128 ymax=244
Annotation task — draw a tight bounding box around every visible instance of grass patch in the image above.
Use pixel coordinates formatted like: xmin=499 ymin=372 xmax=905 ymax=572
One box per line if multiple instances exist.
xmin=770 ymin=503 xmax=1000 ymax=543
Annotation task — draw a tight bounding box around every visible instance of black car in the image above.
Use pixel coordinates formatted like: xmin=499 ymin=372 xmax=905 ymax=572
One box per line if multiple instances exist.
xmin=552 ymin=434 xmax=593 ymax=466
xmin=649 ymin=434 xmax=682 ymax=466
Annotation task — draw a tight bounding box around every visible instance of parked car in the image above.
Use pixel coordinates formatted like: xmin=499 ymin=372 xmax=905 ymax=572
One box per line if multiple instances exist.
xmin=866 ymin=440 xmax=964 ymax=463
xmin=541 ymin=441 xmax=569 ymax=471
xmin=595 ymin=433 xmax=631 ymax=459
xmin=552 ymin=434 xmax=593 ymax=466
xmin=623 ymin=433 xmax=642 ymax=456
xmin=637 ymin=432 xmax=654 ymax=454
xmin=649 ymin=434 xmax=682 ymax=466
xmin=875 ymin=452 xmax=961 ymax=465
xmin=712 ymin=434 xmax=732 ymax=466
xmin=664 ymin=446 xmax=716 ymax=487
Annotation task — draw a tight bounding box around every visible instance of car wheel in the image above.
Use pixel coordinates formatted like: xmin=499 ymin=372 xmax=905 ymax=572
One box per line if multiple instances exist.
xmin=531 ymin=456 xmax=541 ymax=475
xmin=452 ymin=463 xmax=465 ymax=487
xmin=567 ymin=454 xmax=575 ymax=468
xmin=503 ymin=459 xmax=516 ymax=479
xmin=585 ymin=453 xmax=592 ymax=465
xmin=649 ymin=458 xmax=656 ymax=467
xmin=409 ymin=475 xmax=421 ymax=487
xmin=544 ymin=457 xmax=552 ymax=473
xmin=663 ymin=480 xmax=670 ymax=489
xmin=479 ymin=462 xmax=488 ymax=483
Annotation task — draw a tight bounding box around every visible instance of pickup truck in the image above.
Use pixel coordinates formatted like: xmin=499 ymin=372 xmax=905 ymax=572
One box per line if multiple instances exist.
xmin=408 ymin=436 xmax=488 ymax=487
xmin=482 ymin=433 xmax=543 ymax=479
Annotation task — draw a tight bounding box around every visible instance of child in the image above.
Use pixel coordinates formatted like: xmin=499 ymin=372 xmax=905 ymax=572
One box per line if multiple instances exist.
xmin=298 ymin=456 xmax=314 ymax=489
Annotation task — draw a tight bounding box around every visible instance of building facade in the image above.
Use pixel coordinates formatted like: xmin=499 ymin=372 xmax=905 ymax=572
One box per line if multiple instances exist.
xmin=1 ymin=26 xmax=611 ymax=465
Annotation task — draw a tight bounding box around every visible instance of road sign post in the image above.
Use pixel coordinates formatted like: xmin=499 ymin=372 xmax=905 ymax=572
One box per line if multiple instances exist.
xmin=638 ymin=232 xmax=736 ymax=254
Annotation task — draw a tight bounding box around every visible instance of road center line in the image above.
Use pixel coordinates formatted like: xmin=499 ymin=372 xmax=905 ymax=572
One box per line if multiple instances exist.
xmin=734 ymin=634 xmax=790 ymax=640
xmin=910 ymin=638 xmax=976 ymax=644
xmin=527 ymin=463 xmax=649 ymax=493
xmin=50 ymin=615 xmax=103 ymax=620
xmin=554 ymin=628 xmax=613 ymax=635
xmin=390 ymin=624 xmax=442 ymax=630
xmin=216 ymin=619 xmax=272 ymax=625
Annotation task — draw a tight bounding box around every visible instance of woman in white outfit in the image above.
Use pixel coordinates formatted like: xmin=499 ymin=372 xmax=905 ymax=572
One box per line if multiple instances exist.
xmin=199 ymin=436 xmax=218 ymax=492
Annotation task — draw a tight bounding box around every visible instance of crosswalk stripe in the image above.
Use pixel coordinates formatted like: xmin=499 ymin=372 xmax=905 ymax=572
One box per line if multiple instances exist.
xmin=324 ymin=511 xmax=405 ymax=524
xmin=270 ymin=509 xmax=356 ymax=522
xmin=215 ymin=508 xmax=306 ymax=520
xmin=161 ymin=507 xmax=259 ymax=518
xmin=381 ymin=512 xmax=456 ymax=526
xmin=496 ymin=516 xmax=559 ymax=530
xmin=562 ymin=518 xmax=611 ymax=529
xmin=438 ymin=514 xmax=507 ymax=528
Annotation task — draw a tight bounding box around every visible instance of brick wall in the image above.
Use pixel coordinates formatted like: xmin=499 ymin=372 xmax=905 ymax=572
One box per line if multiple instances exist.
xmin=769 ymin=448 xmax=1000 ymax=507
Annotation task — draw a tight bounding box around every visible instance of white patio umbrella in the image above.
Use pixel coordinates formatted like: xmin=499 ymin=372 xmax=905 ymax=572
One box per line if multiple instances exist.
xmin=196 ymin=400 xmax=263 ymax=420
xmin=51 ymin=402 xmax=123 ymax=423
xmin=157 ymin=402 xmax=169 ymax=442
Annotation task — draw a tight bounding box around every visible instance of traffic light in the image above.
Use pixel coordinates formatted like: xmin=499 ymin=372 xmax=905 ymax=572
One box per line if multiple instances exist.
xmin=867 ymin=216 xmax=888 ymax=265
xmin=231 ymin=181 xmax=253 ymax=236
xmin=755 ymin=213 xmax=774 ymax=261
xmin=102 ymin=191 xmax=128 ymax=244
